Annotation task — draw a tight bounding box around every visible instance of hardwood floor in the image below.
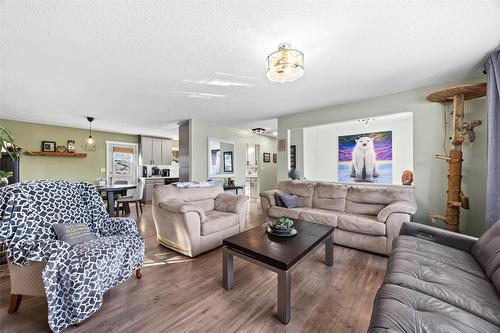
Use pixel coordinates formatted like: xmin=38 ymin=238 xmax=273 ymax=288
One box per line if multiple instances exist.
xmin=0 ymin=199 xmax=387 ymax=333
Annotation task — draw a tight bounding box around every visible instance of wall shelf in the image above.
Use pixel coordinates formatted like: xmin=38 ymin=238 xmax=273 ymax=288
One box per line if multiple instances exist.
xmin=27 ymin=152 xmax=87 ymax=157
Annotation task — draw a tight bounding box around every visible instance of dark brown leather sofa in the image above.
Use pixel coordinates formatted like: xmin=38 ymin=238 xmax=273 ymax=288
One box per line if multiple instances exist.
xmin=368 ymin=220 xmax=500 ymax=333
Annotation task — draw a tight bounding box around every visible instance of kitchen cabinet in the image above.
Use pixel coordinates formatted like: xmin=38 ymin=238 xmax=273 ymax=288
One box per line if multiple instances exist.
xmin=140 ymin=136 xmax=172 ymax=165
xmin=143 ymin=178 xmax=164 ymax=203
xmin=141 ymin=136 xmax=153 ymax=165
xmin=151 ymin=139 xmax=162 ymax=165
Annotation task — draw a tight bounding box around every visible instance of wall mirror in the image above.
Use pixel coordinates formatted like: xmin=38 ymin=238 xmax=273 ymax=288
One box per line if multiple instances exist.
xmin=208 ymin=138 xmax=235 ymax=177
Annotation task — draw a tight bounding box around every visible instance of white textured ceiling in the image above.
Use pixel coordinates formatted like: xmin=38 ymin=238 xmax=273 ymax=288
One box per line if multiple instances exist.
xmin=1 ymin=1 xmax=500 ymax=139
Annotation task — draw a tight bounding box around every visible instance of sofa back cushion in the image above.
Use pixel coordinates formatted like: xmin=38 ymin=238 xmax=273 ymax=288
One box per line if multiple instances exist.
xmin=277 ymin=181 xmax=316 ymax=208
xmin=312 ymin=182 xmax=348 ymax=212
xmin=472 ymin=219 xmax=500 ymax=279
xmin=153 ymin=184 xmax=223 ymax=211
xmin=345 ymin=184 xmax=416 ymax=216
xmin=0 ymin=180 xmax=105 ymax=247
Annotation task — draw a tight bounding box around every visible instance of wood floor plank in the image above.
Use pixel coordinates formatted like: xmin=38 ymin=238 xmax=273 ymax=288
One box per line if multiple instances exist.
xmin=0 ymin=199 xmax=387 ymax=332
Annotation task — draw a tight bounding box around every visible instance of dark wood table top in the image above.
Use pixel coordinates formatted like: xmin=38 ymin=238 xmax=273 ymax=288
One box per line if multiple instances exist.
xmin=95 ymin=184 xmax=136 ymax=191
xmin=223 ymin=185 xmax=244 ymax=190
xmin=223 ymin=220 xmax=334 ymax=271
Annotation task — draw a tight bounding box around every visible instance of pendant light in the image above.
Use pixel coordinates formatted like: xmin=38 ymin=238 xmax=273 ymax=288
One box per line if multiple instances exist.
xmin=266 ymin=43 xmax=304 ymax=83
xmin=82 ymin=116 xmax=97 ymax=151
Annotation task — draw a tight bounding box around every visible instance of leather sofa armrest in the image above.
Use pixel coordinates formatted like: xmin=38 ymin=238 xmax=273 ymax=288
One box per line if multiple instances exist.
xmin=399 ymin=222 xmax=478 ymax=253
xmin=215 ymin=193 xmax=248 ymax=214
xmin=377 ymin=201 xmax=417 ymax=222
xmin=159 ymin=199 xmax=206 ymax=222
xmin=260 ymin=190 xmax=279 ymax=207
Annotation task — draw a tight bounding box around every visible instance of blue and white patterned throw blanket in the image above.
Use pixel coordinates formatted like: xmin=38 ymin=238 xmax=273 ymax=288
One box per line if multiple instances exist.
xmin=0 ymin=180 xmax=144 ymax=332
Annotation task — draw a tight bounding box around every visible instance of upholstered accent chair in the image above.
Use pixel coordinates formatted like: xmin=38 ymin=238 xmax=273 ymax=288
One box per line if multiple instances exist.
xmin=0 ymin=180 xmax=145 ymax=332
xmin=152 ymin=183 xmax=248 ymax=257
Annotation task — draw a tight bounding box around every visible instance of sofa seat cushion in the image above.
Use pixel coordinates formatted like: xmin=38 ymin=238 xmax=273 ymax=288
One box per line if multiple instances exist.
xmin=298 ymin=209 xmax=338 ymax=227
xmin=337 ymin=213 xmax=386 ymax=236
xmin=384 ymin=250 xmax=500 ymax=326
xmin=393 ymin=235 xmax=486 ymax=279
xmin=368 ymin=284 xmax=500 ymax=333
xmin=268 ymin=206 xmax=306 ymax=219
xmin=201 ymin=211 xmax=239 ymax=236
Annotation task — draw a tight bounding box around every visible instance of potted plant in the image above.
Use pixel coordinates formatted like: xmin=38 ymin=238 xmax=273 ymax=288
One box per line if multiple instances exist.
xmin=0 ymin=170 xmax=13 ymax=187
xmin=0 ymin=126 xmax=21 ymax=160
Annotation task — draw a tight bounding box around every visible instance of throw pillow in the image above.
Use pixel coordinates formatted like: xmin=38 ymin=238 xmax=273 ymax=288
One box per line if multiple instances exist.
xmin=53 ymin=223 xmax=97 ymax=246
xmin=277 ymin=193 xmax=300 ymax=208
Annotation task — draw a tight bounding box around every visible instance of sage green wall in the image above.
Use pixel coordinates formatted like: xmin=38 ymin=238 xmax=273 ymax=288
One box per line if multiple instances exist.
xmin=277 ymin=76 xmax=488 ymax=237
xmin=1 ymin=119 xmax=138 ymax=183
xmin=189 ymin=119 xmax=278 ymax=192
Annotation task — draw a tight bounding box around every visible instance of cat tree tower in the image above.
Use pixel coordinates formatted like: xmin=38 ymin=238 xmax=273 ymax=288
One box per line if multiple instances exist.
xmin=426 ymin=83 xmax=487 ymax=232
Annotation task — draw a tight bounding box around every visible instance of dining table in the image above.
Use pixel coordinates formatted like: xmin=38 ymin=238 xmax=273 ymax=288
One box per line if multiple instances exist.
xmin=95 ymin=184 xmax=137 ymax=217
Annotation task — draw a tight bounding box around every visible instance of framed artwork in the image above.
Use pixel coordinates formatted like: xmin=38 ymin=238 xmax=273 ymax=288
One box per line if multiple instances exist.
xmin=56 ymin=145 xmax=66 ymax=153
xmin=113 ymin=151 xmax=133 ymax=175
xmin=67 ymin=140 xmax=75 ymax=153
xmin=290 ymin=145 xmax=296 ymax=169
xmin=273 ymin=153 xmax=277 ymax=163
xmin=278 ymin=139 xmax=287 ymax=152
xmin=263 ymin=152 xmax=271 ymax=163
xmin=171 ymin=149 xmax=179 ymax=162
xmin=223 ymin=151 xmax=233 ymax=172
xmin=42 ymin=141 xmax=56 ymax=152
xmin=338 ymin=130 xmax=393 ymax=184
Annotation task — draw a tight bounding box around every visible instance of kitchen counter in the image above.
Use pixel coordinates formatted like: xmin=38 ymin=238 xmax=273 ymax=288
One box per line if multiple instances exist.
xmin=141 ymin=176 xmax=180 ymax=203
xmin=140 ymin=176 xmax=179 ymax=180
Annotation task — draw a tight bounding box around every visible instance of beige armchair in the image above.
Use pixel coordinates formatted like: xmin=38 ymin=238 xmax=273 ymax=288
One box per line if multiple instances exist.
xmin=152 ymin=184 xmax=249 ymax=257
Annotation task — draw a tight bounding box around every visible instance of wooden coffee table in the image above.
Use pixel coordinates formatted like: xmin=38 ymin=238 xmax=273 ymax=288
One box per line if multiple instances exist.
xmin=222 ymin=220 xmax=334 ymax=324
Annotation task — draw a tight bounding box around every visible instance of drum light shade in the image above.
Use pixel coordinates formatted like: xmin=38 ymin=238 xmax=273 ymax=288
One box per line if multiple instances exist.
xmin=266 ymin=43 xmax=304 ymax=83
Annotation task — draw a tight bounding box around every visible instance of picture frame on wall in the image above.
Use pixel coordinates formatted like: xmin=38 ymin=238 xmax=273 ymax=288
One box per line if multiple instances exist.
xmin=263 ymin=152 xmax=271 ymax=163
xmin=273 ymin=153 xmax=277 ymax=163
xmin=42 ymin=141 xmax=56 ymax=152
xmin=67 ymin=140 xmax=75 ymax=153
xmin=223 ymin=151 xmax=233 ymax=172
xmin=290 ymin=145 xmax=296 ymax=169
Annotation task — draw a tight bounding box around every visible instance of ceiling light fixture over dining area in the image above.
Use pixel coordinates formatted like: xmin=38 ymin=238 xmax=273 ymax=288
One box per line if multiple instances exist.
xmin=266 ymin=43 xmax=304 ymax=83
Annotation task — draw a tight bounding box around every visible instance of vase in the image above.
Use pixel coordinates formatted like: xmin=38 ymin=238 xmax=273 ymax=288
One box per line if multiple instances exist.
xmin=0 ymin=177 xmax=8 ymax=187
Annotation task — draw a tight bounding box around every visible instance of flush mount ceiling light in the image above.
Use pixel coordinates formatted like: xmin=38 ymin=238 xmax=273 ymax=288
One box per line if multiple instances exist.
xmin=252 ymin=127 xmax=266 ymax=134
xmin=266 ymin=43 xmax=304 ymax=83
xmin=82 ymin=116 xmax=97 ymax=151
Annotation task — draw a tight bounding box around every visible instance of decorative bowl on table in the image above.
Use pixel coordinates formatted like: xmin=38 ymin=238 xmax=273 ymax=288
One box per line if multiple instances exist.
xmin=267 ymin=218 xmax=297 ymax=236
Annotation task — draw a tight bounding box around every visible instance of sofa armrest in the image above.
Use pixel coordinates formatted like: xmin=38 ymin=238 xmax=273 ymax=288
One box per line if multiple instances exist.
xmin=377 ymin=201 xmax=417 ymax=222
xmin=159 ymin=199 xmax=205 ymax=222
xmin=260 ymin=190 xmax=279 ymax=207
xmin=399 ymin=222 xmax=478 ymax=253
xmin=215 ymin=193 xmax=248 ymax=214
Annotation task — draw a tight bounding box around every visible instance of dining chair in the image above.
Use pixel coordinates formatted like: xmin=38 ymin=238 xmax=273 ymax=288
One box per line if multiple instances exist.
xmin=115 ymin=178 xmax=145 ymax=217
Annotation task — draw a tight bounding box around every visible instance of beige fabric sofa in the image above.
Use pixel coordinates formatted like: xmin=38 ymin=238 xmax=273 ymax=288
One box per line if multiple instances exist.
xmin=260 ymin=181 xmax=417 ymax=255
xmin=152 ymin=184 xmax=249 ymax=257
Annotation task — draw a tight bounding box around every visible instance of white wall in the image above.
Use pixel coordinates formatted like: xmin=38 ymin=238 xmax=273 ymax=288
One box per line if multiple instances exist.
xmin=190 ymin=119 xmax=278 ymax=192
xmin=277 ymin=76 xmax=487 ymax=236
xmin=301 ymin=112 xmax=413 ymax=184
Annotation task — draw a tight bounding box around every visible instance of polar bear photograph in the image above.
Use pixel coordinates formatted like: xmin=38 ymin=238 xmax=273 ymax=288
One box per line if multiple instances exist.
xmin=338 ymin=131 xmax=392 ymax=184
xmin=350 ymin=136 xmax=379 ymax=182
